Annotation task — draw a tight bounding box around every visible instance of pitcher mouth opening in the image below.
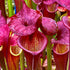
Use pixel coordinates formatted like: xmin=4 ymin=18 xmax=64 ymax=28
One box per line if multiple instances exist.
xmin=17 ymin=31 xmax=47 ymax=55
xmin=46 ymin=3 xmax=58 ymax=13
xmin=53 ymin=44 xmax=69 ymax=55
xmin=10 ymin=46 xmax=22 ymax=56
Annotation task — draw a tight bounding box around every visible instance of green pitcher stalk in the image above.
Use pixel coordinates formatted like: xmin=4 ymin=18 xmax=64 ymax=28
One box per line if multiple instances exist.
xmin=46 ymin=36 xmax=53 ymax=70
xmin=8 ymin=0 xmax=14 ymax=17
xmin=27 ymin=0 xmax=32 ymax=8
xmin=20 ymin=51 xmax=25 ymax=70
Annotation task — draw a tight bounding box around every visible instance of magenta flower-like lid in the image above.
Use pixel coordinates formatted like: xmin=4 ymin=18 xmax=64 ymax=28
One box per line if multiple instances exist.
xmin=62 ymin=16 xmax=70 ymax=29
xmin=51 ymin=21 xmax=69 ymax=45
xmin=9 ymin=1 xmax=42 ymax=36
xmin=40 ymin=17 xmax=57 ymax=35
xmin=18 ymin=31 xmax=47 ymax=55
xmin=56 ymin=0 xmax=70 ymax=10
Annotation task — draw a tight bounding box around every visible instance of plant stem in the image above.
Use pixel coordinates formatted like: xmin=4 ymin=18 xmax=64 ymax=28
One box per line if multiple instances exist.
xmin=69 ymin=29 xmax=70 ymax=70
xmin=46 ymin=36 xmax=52 ymax=70
xmin=67 ymin=57 xmax=69 ymax=70
xmin=43 ymin=50 xmax=46 ymax=63
xmin=4 ymin=57 xmax=8 ymax=70
xmin=25 ymin=0 xmax=36 ymax=9
xmin=67 ymin=11 xmax=70 ymax=70
xmin=14 ymin=0 xmax=22 ymax=13
xmin=27 ymin=0 xmax=32 ymax=8
xmin=20 ymin=51 xmax=25 ymax=70
xmin=37 ymin=57 xmax=42 ymax=70
xmin=0 ymin=52 xmax=7 ymax=70
xmin=0 ymin=0 xmax=7 ymax=18
xmin=32 ymin=1 xmax=37 ymax=10
xmin=8 ymin=0 xmax=14 ymax=17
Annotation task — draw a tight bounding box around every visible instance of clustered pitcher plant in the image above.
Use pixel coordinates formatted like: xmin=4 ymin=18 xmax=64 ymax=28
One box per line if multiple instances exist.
xmin=0 ymin=0 xmax=70 ymax=70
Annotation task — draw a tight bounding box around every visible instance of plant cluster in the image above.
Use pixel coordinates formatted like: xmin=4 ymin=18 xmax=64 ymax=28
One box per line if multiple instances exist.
xmin=0 ymin=0 xmax=70 ymax=70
